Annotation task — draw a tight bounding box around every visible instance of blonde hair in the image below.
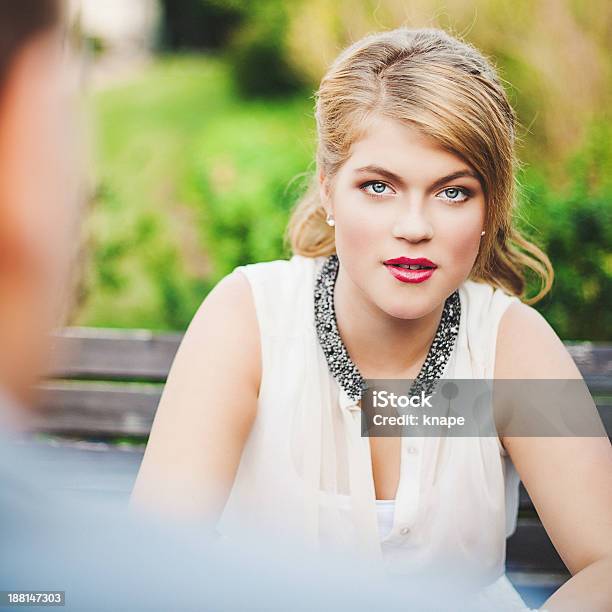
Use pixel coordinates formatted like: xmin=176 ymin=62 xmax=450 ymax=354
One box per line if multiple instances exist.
xmin=285 ymin=27 xmax=553 ymax=304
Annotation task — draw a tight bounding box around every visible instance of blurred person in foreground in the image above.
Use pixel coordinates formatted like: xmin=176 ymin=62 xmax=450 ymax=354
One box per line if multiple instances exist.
xmin=0 ymin=2 xmax=513 ymax=611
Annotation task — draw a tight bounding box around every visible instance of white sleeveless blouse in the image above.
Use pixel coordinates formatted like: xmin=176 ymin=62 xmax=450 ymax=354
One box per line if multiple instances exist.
xmin=216 ymin=254 xmax=530 ymax=608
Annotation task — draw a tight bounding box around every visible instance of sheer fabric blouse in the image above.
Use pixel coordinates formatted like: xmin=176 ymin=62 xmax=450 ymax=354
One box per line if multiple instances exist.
xmin=216 ymin=254 xmax=522 ymax=589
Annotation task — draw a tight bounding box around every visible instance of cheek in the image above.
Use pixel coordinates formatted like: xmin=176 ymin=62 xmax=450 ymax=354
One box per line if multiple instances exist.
xmin=434 ymin=206 xmax=484 ymax=266
xmin=446 ymin=224 xmax=480 ymax=259
xmin=333 ymin=194 xmax=384 ymax=256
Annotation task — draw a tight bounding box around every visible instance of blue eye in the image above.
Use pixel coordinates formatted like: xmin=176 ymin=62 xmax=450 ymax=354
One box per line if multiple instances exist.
xmin=359 ymin=181 xmax=471 ymax=203
xmin=437 ymin=187 xmax=470 ymax=203
xmin=360 ymin=181 xmax=392 ymax=197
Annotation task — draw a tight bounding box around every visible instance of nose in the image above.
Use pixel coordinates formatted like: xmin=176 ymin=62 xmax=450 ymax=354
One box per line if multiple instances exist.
xmin=391 ymin=198 xmax=434 ymax=242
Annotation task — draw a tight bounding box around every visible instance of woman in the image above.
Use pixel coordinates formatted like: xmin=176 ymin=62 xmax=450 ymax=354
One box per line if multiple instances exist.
xmin=131 ymin=28 xmax=612 ymax=610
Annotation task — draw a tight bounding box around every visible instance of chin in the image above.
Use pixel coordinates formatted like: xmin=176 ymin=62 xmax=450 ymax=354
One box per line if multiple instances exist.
xmin=378 ymin=298 xmax=434 ymax=321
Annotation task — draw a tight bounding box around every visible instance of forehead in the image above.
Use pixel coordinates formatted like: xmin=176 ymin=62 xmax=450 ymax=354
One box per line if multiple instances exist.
xmin=341 ymin=115 xmax=470 ymax=177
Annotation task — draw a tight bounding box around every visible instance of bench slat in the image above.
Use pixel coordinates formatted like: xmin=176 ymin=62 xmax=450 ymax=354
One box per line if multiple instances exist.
xmin=506 ymin=518 xmax=570 ymax=574
xmin=33 ymin=382 xmax=161 ymax=437
xmin=506 ymin=570 xmax=569 ymax=591
xmin=33 ymin=381 xmax=612 ymax=441
xmin=48 ymin=328 xmax=182 ymax=382
xmin=47 ymin=330 xmax=611 ymax=384
xmin=563 ymin=342 xmax=612 ymax=376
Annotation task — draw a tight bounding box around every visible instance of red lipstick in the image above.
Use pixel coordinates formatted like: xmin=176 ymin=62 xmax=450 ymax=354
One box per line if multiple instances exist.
xmin=383 ymin=257 xmax=437 ymax=284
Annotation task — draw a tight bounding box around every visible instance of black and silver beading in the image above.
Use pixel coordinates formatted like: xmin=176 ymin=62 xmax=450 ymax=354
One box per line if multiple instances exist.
xmin=314 ymin=254 xmax=461 ymax=402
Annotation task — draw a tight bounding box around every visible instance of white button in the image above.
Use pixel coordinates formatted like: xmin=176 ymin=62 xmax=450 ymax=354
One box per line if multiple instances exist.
xmin=400 ymin=527 xmax=410 ymax=535
xmin=407 ymin=446 xmax=418 ymax=454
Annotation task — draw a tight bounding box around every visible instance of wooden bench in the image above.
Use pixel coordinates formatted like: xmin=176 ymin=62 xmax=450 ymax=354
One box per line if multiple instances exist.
xmin=34 ymin=327 xmax=612 ymax=596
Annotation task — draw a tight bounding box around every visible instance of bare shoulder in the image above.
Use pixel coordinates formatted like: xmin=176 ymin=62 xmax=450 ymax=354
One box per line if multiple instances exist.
xmin=130 ymin=269 xmax=261 ymax=519
xmin=196 ymin=268 xmax=256 ymax=320
xmin=495 ymin=301 xmax=612 ymax=578
xmin=181 ymin=269 xmax=262 ymax=394
xmin=495 ymin=300 xmax=582 ymax=379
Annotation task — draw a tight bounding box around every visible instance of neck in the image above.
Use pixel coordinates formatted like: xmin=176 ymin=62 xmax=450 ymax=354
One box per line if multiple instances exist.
xmin=333 ymin=265 xmax=445 ymax=380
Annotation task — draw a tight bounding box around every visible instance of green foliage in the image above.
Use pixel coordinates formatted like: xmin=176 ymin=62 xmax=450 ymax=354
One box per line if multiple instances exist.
xmin=80 ymin=55 xmax=610 ymax=341
xmin=78 ymin=56 xmax=312 ymax=331
xmin=225 ymin=2 xmax=307 ymax=98
xmin=227 ymin=22 xmax=307 ymax=98
xmin=170 ymin=0 xmax=308 ymax=98
xmin=517 ymin=121 xmax=612 ymax=340
xmin=191 ymin=94 xmax=314 ymax=276
xmin=159 ymin=0 xmax=245 ymax=50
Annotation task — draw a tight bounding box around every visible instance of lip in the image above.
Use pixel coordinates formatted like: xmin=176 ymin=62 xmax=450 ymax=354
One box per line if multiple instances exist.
xmin=383 ymin=257 xmax=438 ymax=284
xmin=383 ymin=257 xmax=437 ymax=267
xmin=384 ymin=265 xmax=436 ymax=284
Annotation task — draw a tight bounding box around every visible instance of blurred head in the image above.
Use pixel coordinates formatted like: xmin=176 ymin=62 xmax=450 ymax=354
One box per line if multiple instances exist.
xmin=0 ymin=0 xmax=81 ymax=408
xmin=287 ymin=27 xmax=552 ymax=316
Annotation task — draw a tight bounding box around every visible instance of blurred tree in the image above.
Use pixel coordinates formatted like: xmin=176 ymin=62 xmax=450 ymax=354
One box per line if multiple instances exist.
xmin=159 ymin=0 xmax=306 ymax=97
xmin=222 ymin=0 xmax=307 ymax=97
xmin=227 ymin=20 xmax=307 ymax=97
xmin=159 ymin=0 xmax=244 ymax=50
xmin=517 ymin=121 xmax=612 ymax=341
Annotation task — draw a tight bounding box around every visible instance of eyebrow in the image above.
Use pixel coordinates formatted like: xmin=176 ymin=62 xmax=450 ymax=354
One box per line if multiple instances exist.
xmin=353 ymin=165 xmax=481 ymax=191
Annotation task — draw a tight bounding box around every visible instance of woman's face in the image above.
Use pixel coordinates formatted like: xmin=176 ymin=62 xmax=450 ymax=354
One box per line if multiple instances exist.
xmin=321 ymin=115 xmax=486 ymax=320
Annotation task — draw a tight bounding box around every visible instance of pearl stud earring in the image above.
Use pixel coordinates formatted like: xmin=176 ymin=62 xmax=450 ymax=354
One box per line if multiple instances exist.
xmin=326 ymin=213 xmax=335 ymax=227
xmin=481 ymin=230 xmax=486 ymax=236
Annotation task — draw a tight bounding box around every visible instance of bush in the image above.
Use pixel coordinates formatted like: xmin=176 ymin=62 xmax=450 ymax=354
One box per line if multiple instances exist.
xmin=517 ymin=122 xmax=611 ymax=341
xmin=159 ymin=0 xmax=246 ymax=50
xmin=227 ymin=21 xmax=306 ymax=98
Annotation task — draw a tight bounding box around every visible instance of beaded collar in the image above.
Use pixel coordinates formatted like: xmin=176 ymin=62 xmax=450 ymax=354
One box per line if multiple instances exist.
xmin=314 ymin=254 xmax=461 ymax=402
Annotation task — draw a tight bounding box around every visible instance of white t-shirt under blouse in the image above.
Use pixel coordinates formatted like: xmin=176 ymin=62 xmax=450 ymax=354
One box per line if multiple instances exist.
xmin=216 ymin=254 xmax=531 ymax=609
